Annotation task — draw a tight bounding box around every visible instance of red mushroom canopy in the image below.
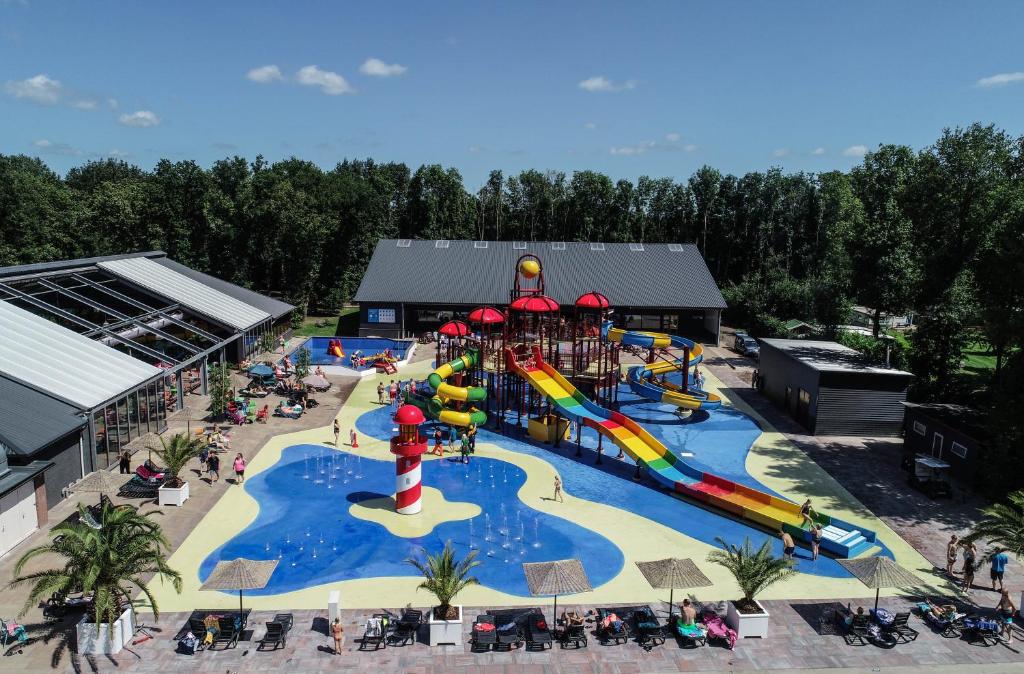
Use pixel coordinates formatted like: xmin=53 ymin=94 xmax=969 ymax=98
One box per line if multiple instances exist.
xmin=468 ymin=306 xmax=505 ymax=324
xmin=575 ymin=292 xmax=611 ymax=310
xmin=509 ymin=295 xmax=560 ymax=313
xmin=394 ymin=404 xmax=426 ymax=425
xmin=438 ymin=320 xmax=471 ymax=337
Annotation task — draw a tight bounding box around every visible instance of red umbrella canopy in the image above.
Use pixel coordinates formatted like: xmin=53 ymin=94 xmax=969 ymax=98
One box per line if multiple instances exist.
xmin=575 ymin=292 xmax=611 ymax=310
xmin=468 ymin=306 xmax=505 ymax=324
xmin=438 ymin=320 xmax=471 ymax=337
xmin=509 ymin=295 xmax=560 ymax=313
xmin=394 ymin=404 xmax=426 ymax=426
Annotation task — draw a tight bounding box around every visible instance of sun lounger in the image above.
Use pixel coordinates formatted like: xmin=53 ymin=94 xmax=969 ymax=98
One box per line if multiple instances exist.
xmin=886 ymin=612 xmax=918 ymax=643
xmin=387 ymin=609 xmax=421 ymax=646
xmin=187 ymin=617 xmax=210 ymax=650
xmin=471 ymin=614 xmax=497 ymax=651
xmin=701 ymin=610 xmax=737 ymax=649
xmin=257 ymin=620 xmax=289 ymax=650
xmin=495 ymin=617 xmax=522 ymax=650
xmin=962 ymin=615 xmax=1001 ymax=646
xmin=525 ymin=612 xmax=553 ymax=650
xmin=560 ymin=621 xmax=588 ymax=648
xmin=674 ymin=619 xmax=707 ymax=647
xmin=1 ymin=618 xmax=30 ymax=653
xmin=359 ymin=614 xmax=389 ymax=650
xmin=915 ymin=602 xmax=964 ymax=637
xmin=842 ymin=612 xmax=870 ymax=646
xmin=634 ymin=606 xmax=665 ymax=650
xmin=212 ymin=616 xmax=239 ymax=649
xmin=596 ymin=608 xmax=630 ymax=645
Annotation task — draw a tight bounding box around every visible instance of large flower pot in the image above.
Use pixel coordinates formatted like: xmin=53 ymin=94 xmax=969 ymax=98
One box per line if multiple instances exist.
xmin=158 ymin=481 xmax=189 ymax=506
xmin=726 ymin=599 xmax=770 ymax=639
xmin=427 ymin=605 xmax=462 ymax=646
xmin=77 ymin=607 xmax=133 ymax=655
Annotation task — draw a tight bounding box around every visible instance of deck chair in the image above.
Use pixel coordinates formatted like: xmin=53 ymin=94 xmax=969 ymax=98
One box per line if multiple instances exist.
xmin=560 ymin=621 xmax=588 ymax=649
xmin=634 ymin=606 xmax=665 ymax=651
xmin=187 ymin=617 xmax=210 ymax=650
xmin=962 ymin=616 xmax=1001 ymax=646
xmin=596 ymin=609 xmax=630 ymax=645
xmin=257 ymin=621 xmax=287 ymax=650
xmin=702 ymin=610 xmax=737 ymax=649
xmin=245 ymin=405 xmax=257 ymax=423
xmin=212 ymin=616 xmax=239 ymax=649
xmin=674 ymin=618 xmax=707 ymax=648
xmin=915 ymin=602 xmax=964 ymax=638
xmin=844 ymin=613 xmax=870 ymax=646
xmin=525 ymin=612 xmax=553 ymax=650
xmin=359 ymin=615 xmax=388 ymax=650
xmin=887 ymin=612 xmax=918 ymax=643
xmin=495 ymin=617 xmax=521 ymax=650
xmin=388 ymin=609 xmax=421 ymax=646
xmin=1 ymin=618 xmax=30 ymax=654
xmin=471 ymin=614 xmax=497 ymax=651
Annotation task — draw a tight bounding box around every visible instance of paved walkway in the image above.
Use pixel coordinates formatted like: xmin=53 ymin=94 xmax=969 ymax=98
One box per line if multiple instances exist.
xmin=25 ymin=597 xmax=1024 ymax=673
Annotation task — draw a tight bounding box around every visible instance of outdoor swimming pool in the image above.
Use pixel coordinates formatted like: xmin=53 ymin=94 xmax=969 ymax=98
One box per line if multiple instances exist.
xmin=293 ymin=337 xmax=413 ymax=368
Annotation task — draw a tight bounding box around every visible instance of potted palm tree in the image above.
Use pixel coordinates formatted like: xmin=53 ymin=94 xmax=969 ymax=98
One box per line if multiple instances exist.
xmin=969 ymin=489 xmax=1024 ymax=607
xmin=155 ymin=433 xmax=203 ymax=506
xmin=707 ymin=536 xmax=796 ymax=638
xmin=9 ymin=501 xmax=181 ymax=655
xmin=406 ymin=541 xmax=480 ymax=645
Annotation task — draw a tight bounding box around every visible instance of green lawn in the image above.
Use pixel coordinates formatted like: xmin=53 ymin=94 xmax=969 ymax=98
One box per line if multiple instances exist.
xmin=293 ymin=307 xmax=359 ymax=337
xmin=961 ymin=340 xmax=997 ymax=375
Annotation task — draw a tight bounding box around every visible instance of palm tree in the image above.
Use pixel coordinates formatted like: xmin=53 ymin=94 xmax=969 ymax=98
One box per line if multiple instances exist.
xmin=10 ymin=501 xmax=182 ymax=631
xmin=406 ymin=540 xmax=480 ymax=620
xmin=968 ymin=490 xmax=1024 ymax=556
xmin=154 ymin=433 xmax=203 ymax=488
xmin=707 ymin=536 xmax=796 ymax=613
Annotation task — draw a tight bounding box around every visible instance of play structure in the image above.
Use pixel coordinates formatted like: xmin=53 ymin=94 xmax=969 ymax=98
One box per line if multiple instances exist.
xmin=400 ymin=255 xmax=876 ymax=557
xmin=390 ymin=404 xmax=428 ymax=514
xmin=326 ymin=338 xmax=344 ymax=358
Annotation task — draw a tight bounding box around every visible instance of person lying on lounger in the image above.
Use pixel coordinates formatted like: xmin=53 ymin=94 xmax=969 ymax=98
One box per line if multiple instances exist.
xmin=920 ymin=600 xmax=957 ymax=620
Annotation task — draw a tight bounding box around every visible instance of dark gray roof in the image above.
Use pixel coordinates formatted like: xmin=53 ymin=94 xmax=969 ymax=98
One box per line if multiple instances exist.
xmin=153 ymin=258 xmax=294 ymax=320
xmin=0 ymin=251 xmax=160 ymax=280
xmin=0 ymin=375 xmax=87 ymax=456
xmin=760 ymin=339 xmax=914 ymax=376
xmin=0 ymin=461 xmax=53 ymax=497
xmin=354 ymin=240 xmax=727 ymax=309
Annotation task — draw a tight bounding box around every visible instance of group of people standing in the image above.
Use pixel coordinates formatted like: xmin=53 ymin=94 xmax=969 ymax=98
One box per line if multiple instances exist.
xmin=431 ymin=422 xmax=476 ymax=463
xmin=946 ymin=534 xmax=1016 ymax=643
xmin=377 ymin=379 xmax=416 ymax=406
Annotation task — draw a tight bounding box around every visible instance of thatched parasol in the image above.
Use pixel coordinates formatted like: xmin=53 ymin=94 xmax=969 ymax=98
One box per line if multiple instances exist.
xmin=838 ymin=555 xmax=923 ymax=610
xmin=200 ymin=558 xmax=279 ymax=616
xmin=170 ymin=405 xmax=206 ymax=434
xmin=523 ymin=558 xmax=592 ymax=620
xmin=125 ymin=432 xmax=164 ymax=461
xmin=635 ymin=557 xmax=713 ymax=619
xmin=71 ymin=469 xmax=125 ymax=507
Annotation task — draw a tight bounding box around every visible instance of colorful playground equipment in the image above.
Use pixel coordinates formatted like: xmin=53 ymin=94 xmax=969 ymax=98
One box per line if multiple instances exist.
xmin=327 ymin=339 xmax=344 ymax=359
xmin=405 ymin=347 xmax=487 ymax=427
xmin=391 ymin=404 xmax=428 ymax=514
xmin=602 ymin=322 xmax=722 ymax=411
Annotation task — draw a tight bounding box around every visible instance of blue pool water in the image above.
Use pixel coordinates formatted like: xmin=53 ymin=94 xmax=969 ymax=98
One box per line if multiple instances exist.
xmin=203 ymin=375 xmax=893 ymax=596
xmin=293 ymin=337 xmax=412 ymax=368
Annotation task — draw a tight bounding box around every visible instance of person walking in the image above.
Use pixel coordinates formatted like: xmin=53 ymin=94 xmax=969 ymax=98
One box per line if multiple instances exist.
xmin=331 ymin=617 xmax=345 ymax=654
xmin=553 ymin=475 xmax=564 ymax=503
xmin=433 ymin=427 xmax=444 ymax=456
xmin=946 ymin=535 xmax=960 ymax=576
xmin=118 ymin=449 xmax=131 ymax=474
xmin=333 ymin=419 xmax=340 ymax=446
xmin=460 ymin=433 xmax=471 ymax=464
xmin=377 ymin=382 xmax=386 ymax=405
xmin=996 ymin=589 xmax=1016 ymax=644
xmin=233 ymin=453 xmax=246 ymax=484
xmin=811 ymin=524 xmax=823 ymax=560
xmin=780 ymin=528 xmax=796 ymax=561
xmin=207 ymin=452 xmax=220 ymax=484
xmin=991 ymin=548 xmax=1009 ymax=591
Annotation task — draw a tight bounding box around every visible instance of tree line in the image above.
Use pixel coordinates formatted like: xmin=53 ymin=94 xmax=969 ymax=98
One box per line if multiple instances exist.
xmin=1 ymin=122 xmax=1022 ymax=492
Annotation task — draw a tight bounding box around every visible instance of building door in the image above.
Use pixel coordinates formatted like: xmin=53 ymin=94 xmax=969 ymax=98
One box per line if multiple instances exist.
xmin=931 ymin=432 xmax=944 ymax=459
xmin=0 ymin=482 xmax=39 ymax=558
xmin=797 ymin=389 xmax=811 ymax=425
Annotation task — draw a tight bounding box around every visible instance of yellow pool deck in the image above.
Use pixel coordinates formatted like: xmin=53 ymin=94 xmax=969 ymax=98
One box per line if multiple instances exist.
xmin=148 ymin=360 xmax=952 ymax=613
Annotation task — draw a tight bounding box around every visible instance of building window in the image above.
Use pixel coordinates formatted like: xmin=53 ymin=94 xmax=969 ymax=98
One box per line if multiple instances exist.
xmin=913 ymin=420 xmax=926 ymax=435
xmin=951 ymin=441 xmax=968 ymax=459
xmin=93 ymin=410 xmax=108 ymax=470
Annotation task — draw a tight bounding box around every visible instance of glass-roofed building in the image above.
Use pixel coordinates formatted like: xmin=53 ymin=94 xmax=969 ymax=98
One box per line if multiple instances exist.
xmin=0 ymin=251 xmax=292 ymax=548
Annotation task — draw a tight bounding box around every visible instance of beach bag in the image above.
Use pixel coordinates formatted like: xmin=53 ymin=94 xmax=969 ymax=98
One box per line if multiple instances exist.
xmin=177 ymin=632 xmax=197 ymax=655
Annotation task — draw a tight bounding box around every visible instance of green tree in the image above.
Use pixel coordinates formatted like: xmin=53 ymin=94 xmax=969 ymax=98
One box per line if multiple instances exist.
xmin=968 ymin=489 xmax=1024 ymax=556
xmin=208 ymin=361 xmax=233 ymax=417
xmin=10 ymin=501 xmax=182 ymax=629
xmin=707 ymin=536 xmax=796 ymax=612
xmin=405 ymin=540 xmax=480 ymax=620
xmin=294 ymin=347 xmax=312 ymax=380
xmin=689 ymin=165 xmax=722 ymax=255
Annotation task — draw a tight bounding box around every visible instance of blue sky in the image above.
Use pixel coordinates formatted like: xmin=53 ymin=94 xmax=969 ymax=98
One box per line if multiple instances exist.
xmin=2 ymin=1 xmax=1023 ymax=187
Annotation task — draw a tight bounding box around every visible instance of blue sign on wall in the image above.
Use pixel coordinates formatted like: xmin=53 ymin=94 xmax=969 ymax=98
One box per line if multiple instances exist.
xmin=367 ymin=308 xmax=396 ymax=324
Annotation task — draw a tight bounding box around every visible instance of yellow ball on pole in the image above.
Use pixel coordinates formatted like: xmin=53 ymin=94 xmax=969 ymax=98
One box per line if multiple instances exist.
xmin=519 ymin=259 xmax=540 ymax=279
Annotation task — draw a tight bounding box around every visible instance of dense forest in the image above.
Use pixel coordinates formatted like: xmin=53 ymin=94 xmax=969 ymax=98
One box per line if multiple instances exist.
xmin=1 ymin=123 xmax=1022 ymax=492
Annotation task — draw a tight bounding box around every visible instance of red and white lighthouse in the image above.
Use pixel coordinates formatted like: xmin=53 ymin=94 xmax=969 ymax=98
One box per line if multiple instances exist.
xmin=390 ymin=404 xmax=428 ymax=515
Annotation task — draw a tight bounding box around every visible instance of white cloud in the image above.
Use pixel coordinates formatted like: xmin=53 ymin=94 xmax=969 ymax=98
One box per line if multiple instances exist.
xmin=665 ymin=132 xmax=681 ymax=142
xmin=772 ymin=148 xmax=790 ymax=158
xmin=584 ymin=122 xmax=597 ymax=130
xmin=107 ymin=98 xmax=119 ymax=110
xmin=578 ymin=76 xmax=636 ymax=93
xmin=359 ymin=58 xmax=407 ymax=77
xmin=118 ymin=110 xmax=161 ymax=127
xmin=73 ymin=99 xmax=98 ymax=110
xmin=247 ymin=64 xmax=284 ymax=83
xmin=107 ymin=149 xmax=131 ymax=158
xmin=842 ymin=144 xmax=868 ymax=157
xmin=976 ymin=72 xmax=1024 ymax=88
xmin=32 ymin=138 xmax=82 ymax=156
xmin=811 ymin=147 xmax=826 ymax=156
xmin=610 ymin=141 xmax=656 ymax=156
xmin=5 ymin=73 xmax=62 ymax=104
xmin=296 ymin=65 xmax=354 ymax=95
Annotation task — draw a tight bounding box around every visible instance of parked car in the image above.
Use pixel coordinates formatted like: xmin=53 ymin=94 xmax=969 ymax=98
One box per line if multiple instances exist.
xmin=732 ymin=331 xmax=749 ymax=351
xmin=738 ymin=336 xmax=760 ymax=358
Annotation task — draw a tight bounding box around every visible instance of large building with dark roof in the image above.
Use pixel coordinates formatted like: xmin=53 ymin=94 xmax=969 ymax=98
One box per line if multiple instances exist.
xmin=353 ymin=239 xmax=727 ymax=344
xmin=0 ymin=251 xmax=293 ymax=555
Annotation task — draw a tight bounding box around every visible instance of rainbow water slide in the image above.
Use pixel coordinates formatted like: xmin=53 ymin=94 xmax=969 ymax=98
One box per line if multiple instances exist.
xmin=505 ymin=345 xmax=875 ymax=558
xmin=405 ymin=348 xmax=487 ymax=427
xmin=602 ymin=322 xmax=721 ymax=411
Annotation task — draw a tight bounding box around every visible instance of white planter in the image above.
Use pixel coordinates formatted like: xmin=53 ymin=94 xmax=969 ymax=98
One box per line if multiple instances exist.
xmin=726 ymin=599 xmax=770 ymax=639
xmin=426 ymin=604 xmax=462 ymax=646
xmin=158 ymin=481 xmax=189 ymax=506
xmin=77 ymin=607 xmax=132 ymax=655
